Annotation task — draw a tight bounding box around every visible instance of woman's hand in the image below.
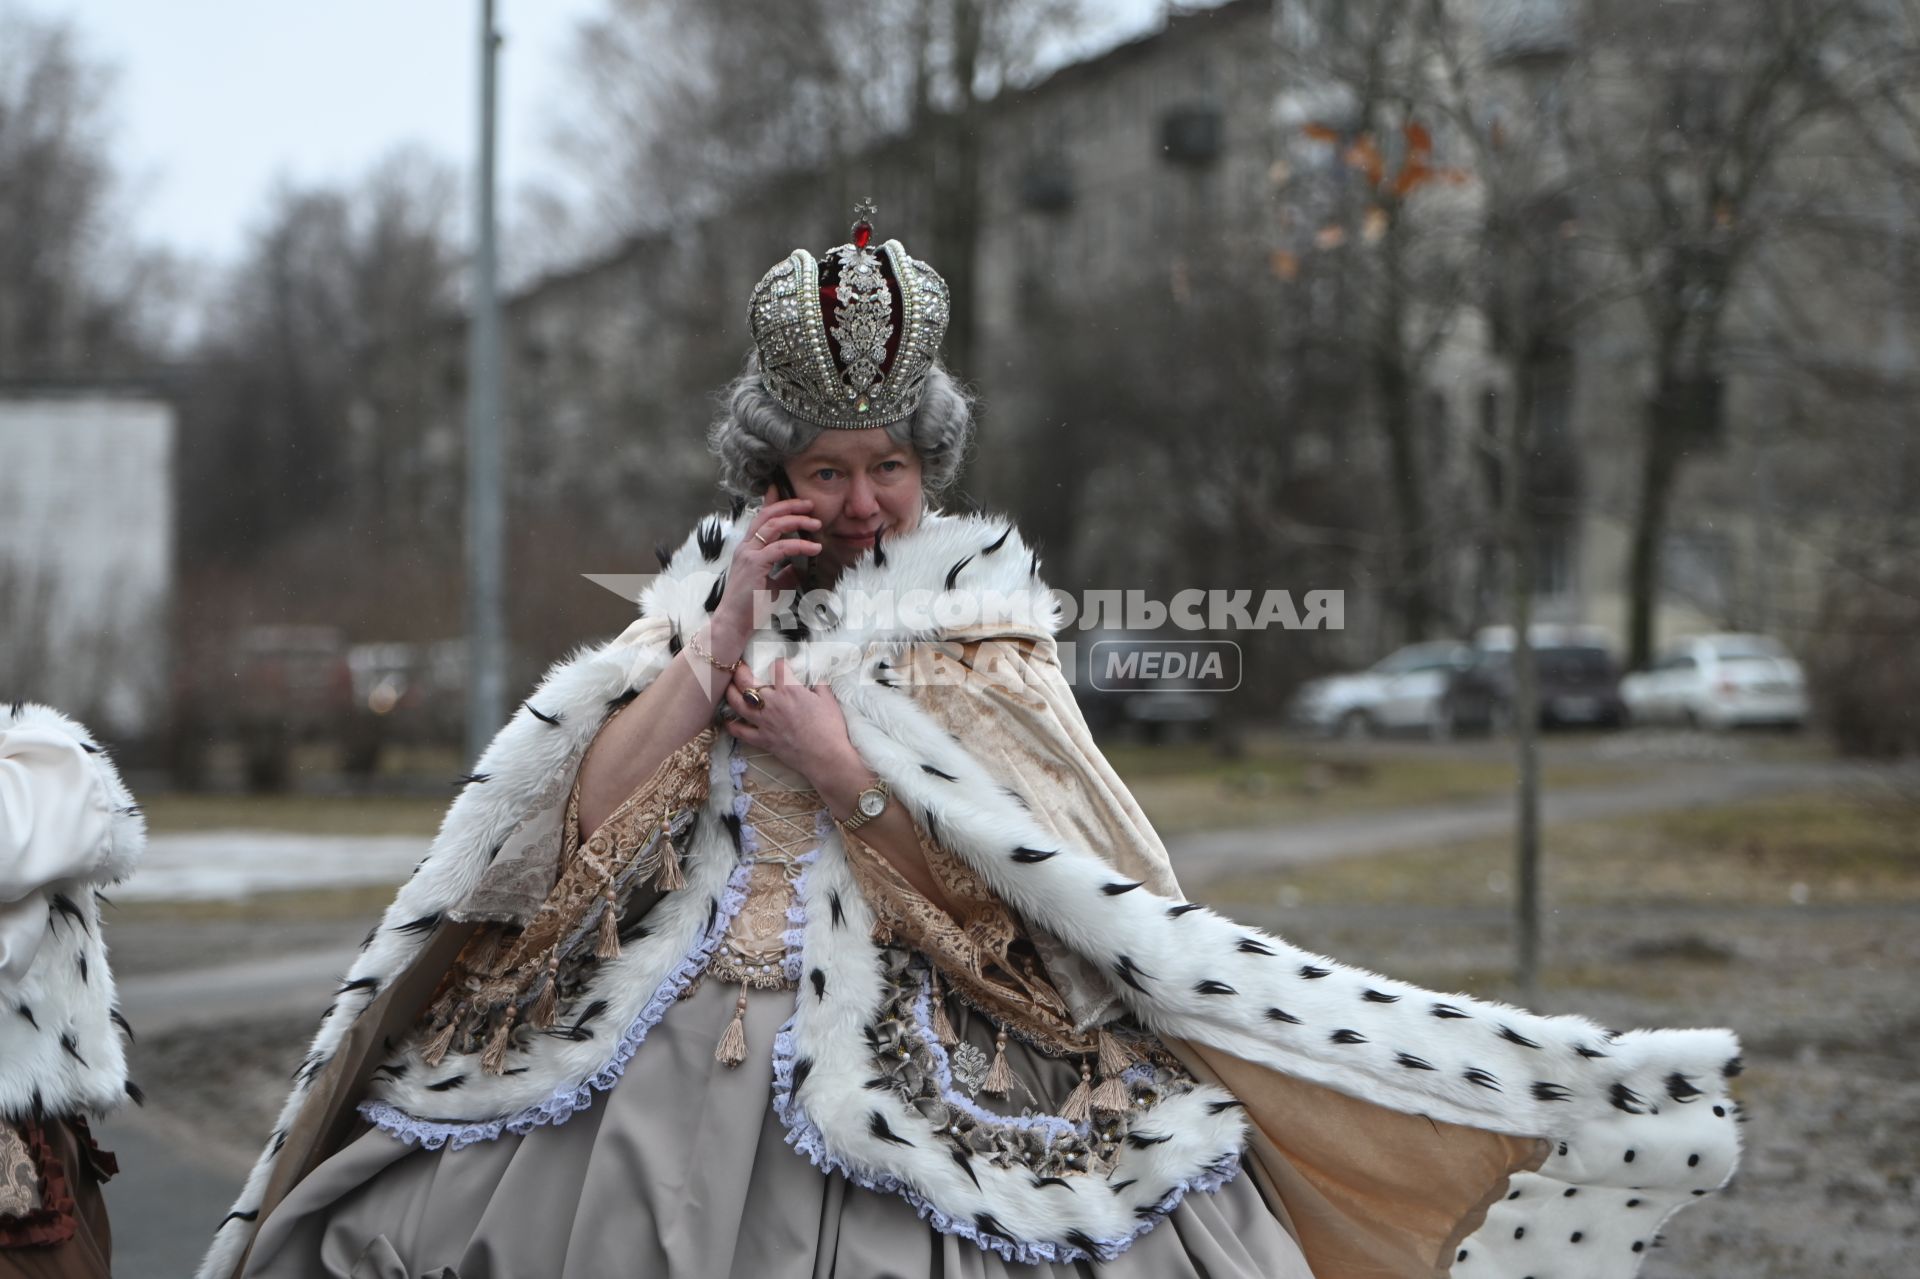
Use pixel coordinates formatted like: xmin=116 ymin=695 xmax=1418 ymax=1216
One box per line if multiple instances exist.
xmin=722 ymin=658 xmax=864 ymax=793
xmin=708 ymin=487 xmax=822 ymax=655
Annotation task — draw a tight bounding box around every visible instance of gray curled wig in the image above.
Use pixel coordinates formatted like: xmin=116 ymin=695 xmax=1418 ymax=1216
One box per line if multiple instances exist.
xmin=708 ymin=353 xmax=974 ymax=499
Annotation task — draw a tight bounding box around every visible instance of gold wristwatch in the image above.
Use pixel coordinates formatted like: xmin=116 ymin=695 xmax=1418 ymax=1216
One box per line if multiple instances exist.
xmin=842 ymin=778 xmax=891 ymax=831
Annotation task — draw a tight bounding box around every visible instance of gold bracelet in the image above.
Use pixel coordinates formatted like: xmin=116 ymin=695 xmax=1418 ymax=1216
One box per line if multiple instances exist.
xmin=685 ymin=628 xmax=740 ymax=672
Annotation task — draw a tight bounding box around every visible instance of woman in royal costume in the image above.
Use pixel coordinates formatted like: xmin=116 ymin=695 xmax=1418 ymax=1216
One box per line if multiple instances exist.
xmin=201 ymin=214 xmax=1743 ymax=1279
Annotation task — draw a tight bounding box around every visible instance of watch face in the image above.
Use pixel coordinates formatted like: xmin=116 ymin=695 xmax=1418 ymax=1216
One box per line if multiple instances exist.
xmin=858 ymin=789 xmax=887 ymax=818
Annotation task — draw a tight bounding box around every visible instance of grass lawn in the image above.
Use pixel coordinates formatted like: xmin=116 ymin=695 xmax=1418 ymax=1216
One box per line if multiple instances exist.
xmin=1107 ymin=737 xmax=1646 ymax=835
xmin=1203 ymin=790 xmax=1920 ymax=910
xmin=141 ymin=792 xmax=450 ymax=837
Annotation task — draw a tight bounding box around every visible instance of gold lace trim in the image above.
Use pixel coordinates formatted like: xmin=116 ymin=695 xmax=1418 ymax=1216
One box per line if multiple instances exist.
xmin=413 ymin=727 xmax=715 ymax=1071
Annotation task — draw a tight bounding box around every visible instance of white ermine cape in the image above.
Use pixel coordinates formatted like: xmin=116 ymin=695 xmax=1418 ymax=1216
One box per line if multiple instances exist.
xmin=202 ymin=510 xmax=1742 ymax=1279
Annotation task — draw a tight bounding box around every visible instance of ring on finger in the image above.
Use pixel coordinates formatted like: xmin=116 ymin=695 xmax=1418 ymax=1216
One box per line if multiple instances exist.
xmin=742 ymin=687 xmax=767 ymax=711
xmin=753 ymin=531 xmax=770 ymax=546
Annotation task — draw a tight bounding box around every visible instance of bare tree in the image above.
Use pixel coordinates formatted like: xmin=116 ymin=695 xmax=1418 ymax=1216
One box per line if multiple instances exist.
xmin=1572 ymin=0 xmax=1912 ymax=668
xmin=1270 ymin=3 xmax=1482 ymax=643
xmin=550 ymin=0 xmax=1082 ymax=376
xmin=0 ymin=6 xmax=174 ymax=374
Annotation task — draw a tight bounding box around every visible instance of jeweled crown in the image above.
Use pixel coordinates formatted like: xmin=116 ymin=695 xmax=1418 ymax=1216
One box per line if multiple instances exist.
xmin=748 ymin=202 xmax=950 ymax=429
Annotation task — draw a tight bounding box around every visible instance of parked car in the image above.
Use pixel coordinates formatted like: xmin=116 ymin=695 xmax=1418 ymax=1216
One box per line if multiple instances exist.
xmin=1619 ymin=633 xmax=1810 ymax=729
xmin=1287 ymin=641 xmax=1474 ymax=738
xmin=1070 ymin=630 xmax=1224 ymax=742
xmin=342 ymin=640 xmax=467 ymax=774
xmin=1444 ymin=641 xmax=1626 ymax=733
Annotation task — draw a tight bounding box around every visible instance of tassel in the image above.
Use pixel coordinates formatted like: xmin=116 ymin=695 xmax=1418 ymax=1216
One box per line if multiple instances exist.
xmin=715 ymin=991 xmax=749 ymax=1067
xmin=981 ymin=1029 xmax=1014 ymax=1097
xmin=481 ymin=1009 xmax=517 ymax=1075
xmin=1060 ymin=1060 xmax=1094 ymax=1124
xmin=1092 ymin=1072 xmax=1132 ymax=1116
xmin=654 ymin=816 xmax=686 ymax=891
xmin=1097 ymin=1029 xmax=1135 ymax=1078
xmin=419 ymin=1009 xmax=460 ymax=1068
xmin=595 ymin=886 xmax=622 ymax=960
xmin=528 ymin=953 xmax=561 ymax=1029
xmin=929 ymin=971 xmax=958 ymax=1047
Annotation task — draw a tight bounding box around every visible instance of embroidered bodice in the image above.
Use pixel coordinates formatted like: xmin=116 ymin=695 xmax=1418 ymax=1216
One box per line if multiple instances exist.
xmin=707 ymin=746 xmax=821 ymax=991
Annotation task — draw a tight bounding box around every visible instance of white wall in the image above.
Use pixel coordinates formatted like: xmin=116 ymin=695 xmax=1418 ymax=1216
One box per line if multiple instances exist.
xmin=0 ymin=392 xmax=175 ymax=738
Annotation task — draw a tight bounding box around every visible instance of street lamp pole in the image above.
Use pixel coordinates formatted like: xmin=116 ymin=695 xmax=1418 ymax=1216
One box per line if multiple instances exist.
xmin=464 ymin=0 xmax=507 ymax=766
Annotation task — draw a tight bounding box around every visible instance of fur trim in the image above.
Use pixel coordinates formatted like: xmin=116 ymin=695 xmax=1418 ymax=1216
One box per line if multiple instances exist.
xmin=0 ymin=703 xmax=145 ymax=1122
xmin=201 ymin=508 xmax=1742 ymax=1279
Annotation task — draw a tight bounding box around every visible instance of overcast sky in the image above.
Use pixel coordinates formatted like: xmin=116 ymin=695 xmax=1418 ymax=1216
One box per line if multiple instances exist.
xmin=54 ymin=0 xmax=1170 ymax=267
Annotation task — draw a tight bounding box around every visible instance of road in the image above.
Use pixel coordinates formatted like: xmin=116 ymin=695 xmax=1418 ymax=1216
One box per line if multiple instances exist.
xmin=97 ymin=751 xmax=1887 ymax=1275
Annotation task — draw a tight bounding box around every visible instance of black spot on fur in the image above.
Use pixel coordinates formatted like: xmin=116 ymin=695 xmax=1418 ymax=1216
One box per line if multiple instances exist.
xmin=1463 ymin=1067 xmax=1502 ymax=1091
xmin=951 ymin=1147 xmax=980 ymax=1188
xmin=336 ymin=976 xmax=381 ymax=997
xmin=790 ymin=1057 xmax=813 ymax=1098
xmin=1498 ymin=1024 xmax=1543 ymax=1050
xmin=829 ymin=891 xmax=845 ymax=927
xmin=1330 ymin=1029 xmax=1367 ymax=1045
xmin=79 ymin=741 xmax=100 ymax=755
xmin=220 ymin=1209 xmax=260 ymax=1228
xmin=1167 ymin=902 xmax=1203 ymax=917
xmin=1194 ymin=979 xmax=1236 ymax=996
xmin=76 ymin=953 xmax=88 ymax=985
xmin=124 ymin=1080 xmax=145 ymax=1106
xmin=1029 ymin=549 xmax=1041 ymax=577
xmin=49 ymin=892 xmax=85 ymax=930
xmin=1363 ymin=989 xmax=1400 ymax=1003
xmin=426 ymin=1075 xmax=467 ymax=1092
xmin=1011 ymin=846 xmax=1057 ymax=864
xmin=1667 ymin=1072 xmax=1703 ymax=1102
xmin=1299 ymin=964 xmax=1331 ymax=979
xmin=669 ymin=631 xmax=684 ymax=656
xmin=944 ymin=554 xmax=974 ymax=590
xmin=696 ymin=517 xmax=726 ymax=561
xmin=1532 ymin=1081 xmax=1573 ymax=1102
xmin=722 ymin=811 xmax=744 ymax=852
xmin=1265 ymin=1007 xmax=1301 ymax=1025
xmin=654 ymin=542 xmax=673 ymax=570
xmin=1236 ymin=937 xmax=1274 ymax=957
xmin=703 ymin=571 xmax=727 ymax=613
xmin=372 ymin=1062 xmax=409 ymax=1081
xmin=1065 ymin=1227 xmax=1104 ymax=1253
xmin=1111 ymin=955 xmax=1151 ymax=993
xmin=458 ymin=772 xmax=491 ymax=785
xmin=1125 ymin=1130 xmax=1173 ymax=1148
xmin=59 ymin=1034 xmax=86 ymax=1067
xmin=1102 ymin=880 xmax=1143 ymax=896
xmin=1430 ymin=1002 xmax=1470 ymax=1019
xmin=270 ymin=1129 xmax=288 ymax=1154
xmin=397 ymin=913 xmax=443 ymax=936
xmin=728 ymin=494 xmax=747 ymax=520
xmin=810 ymin=969 xmax=827 ymax=999
xmin=525 ymin=703 xmax=561 ymax=726
xmin=920 ymin=763 xmax=958 ymax=781
xmin=1574 ymin=1043 xmax=1609 ymax=1059
xmin=606 ymin=688 xmax=639 ymax=711
xmin=871 ymin=531 xmax=886 ymax=567
xmin=1723 ymin=1056 xmax=1744 ymax=1078
xmin=1030 ymin=1174 xmax=1073 ymax=1189
xmin=1611 ymin=1083 xmax=1649 ymax=1114
xmin=15 ymin=1004 xmax=36 ymax=1029
xmin=110 ymin=1009 xmax=134 ymax=1042
xmin=982 ymin=526 xmax=1012 ymax=555
xmin=868 ymin=1112 xmax=912 ymax=1146
xmin=1396 ymin=1053 xmax=1436 ymax=1071
xmin=1108 ymin=1178 xmax=1138 ymax=1194
xmin=618 ymin=916 xmax=654 ymax=945
xmin=1207 ymin=1098 xmax=1246 ymax=1114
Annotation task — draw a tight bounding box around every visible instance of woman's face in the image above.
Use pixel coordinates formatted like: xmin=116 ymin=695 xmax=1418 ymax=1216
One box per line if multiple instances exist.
xmin=784 ymin=427 xmax=924 ymax=576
